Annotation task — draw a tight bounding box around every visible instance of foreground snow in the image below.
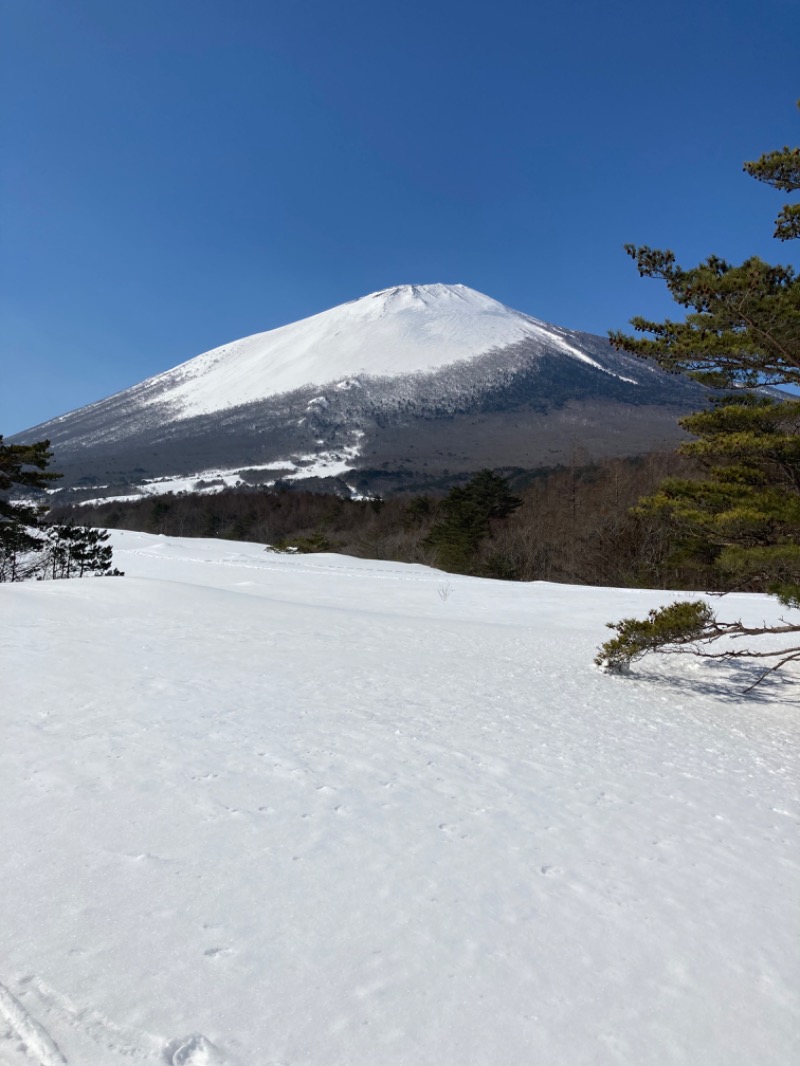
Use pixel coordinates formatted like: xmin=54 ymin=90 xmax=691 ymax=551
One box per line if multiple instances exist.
xmin=2 ymin=532 xmax=798 ymax=1066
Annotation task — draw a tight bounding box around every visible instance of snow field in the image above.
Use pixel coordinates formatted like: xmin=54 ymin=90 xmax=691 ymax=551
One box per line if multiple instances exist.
xmin=1 ymin=531 xmax=798 ymax=1065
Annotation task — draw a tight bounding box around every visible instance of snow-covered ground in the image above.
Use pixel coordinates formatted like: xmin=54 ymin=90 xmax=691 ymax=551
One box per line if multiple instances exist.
xmin=2 ymin=531 xmax=798 ymax=1066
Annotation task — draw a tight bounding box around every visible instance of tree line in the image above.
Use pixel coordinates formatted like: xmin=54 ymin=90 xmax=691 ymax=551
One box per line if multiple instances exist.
xmin=50 ymin=450 xmax=727 ymax=591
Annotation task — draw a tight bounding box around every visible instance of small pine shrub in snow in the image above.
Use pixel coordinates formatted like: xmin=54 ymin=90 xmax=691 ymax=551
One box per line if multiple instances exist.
xmin=274 ymin=530 xmax=339 ymax=554
xmin=596 ymin=600 xmax=716 ymax=673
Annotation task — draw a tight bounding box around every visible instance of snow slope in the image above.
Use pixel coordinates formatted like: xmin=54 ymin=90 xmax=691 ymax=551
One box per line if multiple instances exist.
xmin=123 ymin=284 xmax=616 ymax=421
xmin=2 ymin=533 xmax=798 ymax=1065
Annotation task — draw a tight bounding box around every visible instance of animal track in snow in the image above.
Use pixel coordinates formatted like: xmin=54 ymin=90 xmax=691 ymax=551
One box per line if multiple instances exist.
xmin=0 ymin=981 xmax=67 ymax=1065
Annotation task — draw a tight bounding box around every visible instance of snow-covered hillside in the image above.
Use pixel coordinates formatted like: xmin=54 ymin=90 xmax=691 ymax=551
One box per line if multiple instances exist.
xmin=130 ymin=284 xmax=615 ymax=422
xmin=2 ymin=533 xmax=798 ymax=1065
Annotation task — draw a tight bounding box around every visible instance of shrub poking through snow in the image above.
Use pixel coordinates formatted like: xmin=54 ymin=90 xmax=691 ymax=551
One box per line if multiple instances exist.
xmin=596 ymin=598 xmax=800 ymax=689
xmin=596 ymin=600 xmax=716 ymax=673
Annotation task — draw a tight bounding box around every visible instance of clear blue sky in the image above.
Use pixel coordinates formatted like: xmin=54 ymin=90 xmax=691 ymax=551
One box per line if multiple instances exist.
xmin=2 ymin=0 xmax=798 ymax=434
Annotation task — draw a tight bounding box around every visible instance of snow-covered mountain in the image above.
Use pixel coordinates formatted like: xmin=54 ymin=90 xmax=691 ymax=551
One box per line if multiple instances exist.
xmin=12 ymin=284 xmax=713 ymax=500
xmin=131 ymin=283 xmax=602 ymax=421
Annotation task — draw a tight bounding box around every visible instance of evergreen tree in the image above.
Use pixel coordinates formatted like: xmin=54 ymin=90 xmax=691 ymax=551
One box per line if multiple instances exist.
xmin=597 ymin=108 xmax=800 ymax=685
xmin=608 ymin=114 xmax=799 ymax=390
xmin=0 ymin=437 xmax=61 ymax=581
xmin=0 ymin=436 xmax=122 ymax=581
xmin=633 ymin=395 xmax=800 ymax=604
xmin=425 ymin=470 xmax=521 ymax=575
xmin=43 ymin=522 xmax=123 ymax=579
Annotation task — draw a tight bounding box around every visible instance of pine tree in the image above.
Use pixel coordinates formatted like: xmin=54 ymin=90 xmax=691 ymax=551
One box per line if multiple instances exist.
xmin=0 ymin=436 xmax=122 ymax=581
xmin=608 ymin=114 xmax=799 ymax=390
xmin=633 ymin=395 xmax=800 ymax=604
xmin=425 ymin=471 xmax=521 ymax=575
xmin=597 ymin=107 xmax=800 ymax=685
xmin=43 ymin=522 xmax=122 ymax=579
xmin=0 ymin=437 xmax=61 ymax=581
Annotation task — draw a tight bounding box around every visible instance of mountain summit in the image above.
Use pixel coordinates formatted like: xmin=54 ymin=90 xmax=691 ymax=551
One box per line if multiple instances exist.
xmin=12 ymin=284 xmax=713 ymax=500
xmin=86 ymin=284 xmax=631 ymax=425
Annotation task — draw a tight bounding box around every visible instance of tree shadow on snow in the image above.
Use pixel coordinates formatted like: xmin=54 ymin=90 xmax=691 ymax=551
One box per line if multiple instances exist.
xmin=627 ymin=656 xmax=800 ymax=706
